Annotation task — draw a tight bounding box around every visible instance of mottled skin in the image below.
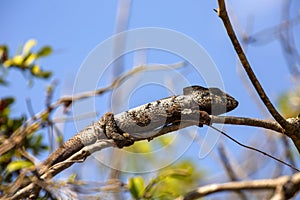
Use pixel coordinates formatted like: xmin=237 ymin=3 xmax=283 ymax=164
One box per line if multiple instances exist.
xmin=38 ymin=85 xmax=238 ymax=177
xmin=183 ymin=85 xmax=238 ymax=115
xmin=114 ymin=85 xmax=238 ymax=135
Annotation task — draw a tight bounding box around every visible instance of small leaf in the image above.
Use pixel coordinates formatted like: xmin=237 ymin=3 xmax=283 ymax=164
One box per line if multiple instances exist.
xmin=31 ymin=65 xmax=41 ymax=75
xmin=167 ymin=168 xmax=191 ymax=179
xmin=3 ymin=59 xmax=13 ymax=67
xmin=23 ymin=39 xmax=37 ymax=55
xmin=129 ymin=176 xmax=145 ymax=199
xmin=30 ymin=66 xmax=52 ymax=79
xmin=38 ymin=71 xmax=52 ymax=78
xmin=0 ymin=153 xmax=11 ymax=163
xmin=6 ymin=160 xmax=33 ymax=173
xmin=68 ymin=173 xmax=77 ymax=183
xmin=37 ymin=46 xmax=52 ymax=57
xmin=11 ymin=55 xmax=24 ymax=66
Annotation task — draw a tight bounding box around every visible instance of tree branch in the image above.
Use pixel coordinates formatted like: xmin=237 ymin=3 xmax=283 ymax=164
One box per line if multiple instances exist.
xmin=177 ymin=172 xmax=300 ymax=200
xmin=217 ymin=144 xmax=248 ymax=200
xmin=5 ymin=85 xmax=239 ymax=199
xmin=216 ymin=0 xmax=290 ymax=129
xmin=210 ymin=115 xmax=285 ymax=133
xmin=0 ymin=62 xmax=185 ymax=156
xmin=216 ymin=0 xmax=300 ymax=153
xmin=6 ymin=83 xmax=299 ymax=199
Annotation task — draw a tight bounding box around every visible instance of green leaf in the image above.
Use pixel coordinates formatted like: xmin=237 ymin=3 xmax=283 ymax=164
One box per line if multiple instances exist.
xmin=3 ymin=59 xmax=13 ymax=67
xmin=37 ymin=46 xmax=52 ymax=57
xmin=164 ymin=168 xmax=191 ymax=179
xmin=6 ymin=160 xmax=33 ymax=173
xmin=31 ymin=65 xmax=41 ymax=75
xmin=23 ymin=39 xmax=37 ymax=55
xmin=38 ymin=71 xmax=52 ymax=78
xmin=129 ymin=176 xmax=145 ymax=199
xmin=5 ymin=55 xmax=24 ymax=67
xmin=67 ymin=173 xmax=77 ymax=183
xmin=31 ymin=66 xmax=52 ymax=79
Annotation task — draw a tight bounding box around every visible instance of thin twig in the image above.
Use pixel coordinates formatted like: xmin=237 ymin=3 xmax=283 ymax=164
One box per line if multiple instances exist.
xmin=281 ymin=136 xmax=296 ymax=172
xmin=217 ymin=144 xmax=248 ymax=200
xmin=209 ymin=125 xmax=300 ymax=172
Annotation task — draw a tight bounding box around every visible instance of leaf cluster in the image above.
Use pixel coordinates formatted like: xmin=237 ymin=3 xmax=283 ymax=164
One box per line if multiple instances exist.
xmin=129 ymin=160 xmax=202 ymax=199
xmin=0 ymin=39 xmax=52 ymax=85
xmin=0 ymin=40 xmax=51 ymax=195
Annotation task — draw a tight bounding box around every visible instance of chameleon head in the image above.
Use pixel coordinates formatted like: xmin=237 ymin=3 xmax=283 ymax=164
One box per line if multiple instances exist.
xmin=208 ymin=87 xmax=238 ymax=114
xmin=183 ymin=85 xmax=239 ymax=115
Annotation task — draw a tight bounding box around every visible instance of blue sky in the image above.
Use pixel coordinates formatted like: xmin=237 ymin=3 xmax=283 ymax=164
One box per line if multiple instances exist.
xmin=1 ymin=0 xmax=300 ymax=187
xmin=1 ymin=0 xmax=296 ymax=120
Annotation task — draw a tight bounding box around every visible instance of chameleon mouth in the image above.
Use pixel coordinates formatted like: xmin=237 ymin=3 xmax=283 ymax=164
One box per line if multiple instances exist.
xmin=226 ymin=97 xmax=239 ymax=112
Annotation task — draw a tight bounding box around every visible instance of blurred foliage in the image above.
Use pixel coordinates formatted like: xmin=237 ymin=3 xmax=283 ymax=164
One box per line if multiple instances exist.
xmin=126 ymin=134 xmax=174 ymax=154
xmin=0 ymin=40 xmax=51 ymax=195
xmin=278 ymin=87 xmax=300 ymax=118
xmin=128 ymin=160 xmax=202 ymax=199
xmin=0 ymin=39 xmax=52 ymax=86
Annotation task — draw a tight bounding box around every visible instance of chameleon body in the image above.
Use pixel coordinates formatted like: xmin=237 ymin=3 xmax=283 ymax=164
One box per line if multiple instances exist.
xmin=38 ymin=85 xmax=238 ymax=176
xmin=114 ymin=85 xmax=238 ymax=136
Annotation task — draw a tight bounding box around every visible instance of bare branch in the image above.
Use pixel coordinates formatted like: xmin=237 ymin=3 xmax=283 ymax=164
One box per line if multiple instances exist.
xmin=177 ymin=172 xmax=300 ymax=200
xmin=216 ymin=0 xmax=300 ymax=154
xmin=217 ymin=144 xmax=248 ymax=200
xmin=210 ymin=115 xmax=285 ymax=134
xmin=209 ymin=125 xmax=300 ymax=173
xmin=216 ymin=0 xmax=290 ymax=129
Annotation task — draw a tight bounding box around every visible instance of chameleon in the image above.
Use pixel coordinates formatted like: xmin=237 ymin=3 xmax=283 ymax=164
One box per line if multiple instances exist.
xmin=113 ymin=85 xmax=238 ymax=136
xmin=38 ymin=85 xmax=238 ymax=176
